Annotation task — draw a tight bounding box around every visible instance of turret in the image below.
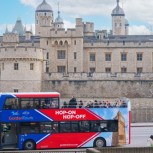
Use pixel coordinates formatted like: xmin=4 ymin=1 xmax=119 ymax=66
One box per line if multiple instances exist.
xmin=35 ymin=0 xmax=54 ymax=36
xmin=54 ymin=3 xmax=64 ymax=30
xmin=111 ymin=0 xmax=127 ymax=35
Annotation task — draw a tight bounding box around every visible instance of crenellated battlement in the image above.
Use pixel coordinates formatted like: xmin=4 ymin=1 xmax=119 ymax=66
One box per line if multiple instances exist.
xmin=0 ymin=46 xmax=43 ymax=60
xmin=3 ymin=33 xmax=19 ymax=43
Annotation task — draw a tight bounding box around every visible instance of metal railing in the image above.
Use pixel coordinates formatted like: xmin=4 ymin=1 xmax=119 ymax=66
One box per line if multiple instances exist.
xmin=0 ymin=150 xmax=86 ymax=153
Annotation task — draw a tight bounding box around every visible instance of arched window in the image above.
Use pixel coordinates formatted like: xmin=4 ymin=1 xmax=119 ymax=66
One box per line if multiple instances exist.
xmin=60 ymin=41 xmax=63 ymax=46
xmin=55 ymin=41 xmax=58 ymax=45
xmin=64 ymin=41 xmax=68 ymax=46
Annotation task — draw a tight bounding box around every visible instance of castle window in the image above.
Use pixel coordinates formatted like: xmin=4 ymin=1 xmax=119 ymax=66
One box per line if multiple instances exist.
xmin=105 ymin=68 xmax=111 ymax=73
xmin=90 ymin=67 xmax=95 ymax=73
xmin=14 ymin=89 xmax=19 ymax=93
xmin=74 ymin=52 xmax=77 ymax=60
xmin=57 ymin=50 xmax=66 ymax=59
xmin=14 ymin=63 xmax=19 ymax=70
xmin=105 ymin=53 xmax=111 ymax=61
xmin=74 ymin=40 xmax=76 ymax=45
xmin=57 ymin=66 xmax=65 ymax=73
xmin=137 ymin=53 xmax=143 ymax=61
xmin=55 ymin=41 xmax=58 ymax=45
xmin=137 ymin=67 xmax=143 ymax=74
xmin=30 ymin=63 xmax=34 ymax=70
xmin=2 ymin=63 xmax=4 ymax=70
xmin=47 ymin=40 xmax=48 ymax=45
xmin=90 ymin=53 xmax=95 ymax=61
xmin=74 ymin=67 xmax=77 ymax=73
xmin=46 ymin=52 xmax=49 ymax=59
xmin=121 ymin=67 xmax=127 ymax=73
xmin=121 ymin=53 xmax=127 ymax=61
xmin=46 ymin=67 xmax=49 ymax=73
xmin=64 ymin=41 xmax=68 ymax=45
xmin=59 ymin=41 xmax=63 ymax=45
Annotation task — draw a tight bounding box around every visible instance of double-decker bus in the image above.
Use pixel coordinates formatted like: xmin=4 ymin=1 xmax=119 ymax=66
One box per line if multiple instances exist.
xmin=0 ymin=92 xmax=131 ymax=150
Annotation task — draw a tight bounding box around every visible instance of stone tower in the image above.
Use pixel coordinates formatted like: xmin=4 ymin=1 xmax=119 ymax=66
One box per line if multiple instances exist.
xmin=35 ymin=0 xmax=54 ymax=36
xmin=111 ymin=0 xmax=129 ymax=35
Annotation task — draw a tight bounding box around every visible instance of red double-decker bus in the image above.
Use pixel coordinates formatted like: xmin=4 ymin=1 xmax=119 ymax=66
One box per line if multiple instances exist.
xmin=0 ymin=92 xmax=131 ymax=150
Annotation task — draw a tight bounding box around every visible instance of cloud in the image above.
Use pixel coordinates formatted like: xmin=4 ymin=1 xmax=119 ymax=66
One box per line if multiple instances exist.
xmin=63 ymin=20 xmax=75 ymax=29
xmin=20 ymin=0 xmax=39 ymax=8
xmin=129 ymin=25 xmax=151 ymax=35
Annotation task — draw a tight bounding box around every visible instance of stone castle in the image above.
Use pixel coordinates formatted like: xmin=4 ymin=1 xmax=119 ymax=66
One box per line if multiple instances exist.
xmin=0 ymin=0 xmax=153 ymax=98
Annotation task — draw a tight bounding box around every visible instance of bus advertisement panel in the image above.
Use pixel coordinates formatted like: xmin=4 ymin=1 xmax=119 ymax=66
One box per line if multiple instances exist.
xmin=0 ymin=93 xmax=131 ymax=150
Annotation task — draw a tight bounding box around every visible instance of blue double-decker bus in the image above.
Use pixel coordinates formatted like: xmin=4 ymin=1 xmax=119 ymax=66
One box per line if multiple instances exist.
xmin=0 ymin=92 xmax=131 ymax=150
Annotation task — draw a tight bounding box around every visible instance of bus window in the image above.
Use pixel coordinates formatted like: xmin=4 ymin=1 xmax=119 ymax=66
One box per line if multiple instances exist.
xmin=79 ymin=121 xmax=90 ymax=132
xmin=91 ymin=121 xmax=108 ymax=132
xmin=50 ymin=98 xmax=59 ymax=108
xmin=41 ymin=98 xmax=59 ymax=109
xmin=52 ymin=122 xmax=59 ymax=133
xmin=71 ymin=121 xmax=79 ymax=132
xmin=91 ymin=121 xmax=100 ymax=132
xmin=107 ymin=120 xmax=118 ymax=132
xmin=20 ymin=122 xmax=39 ymax=134
xmin=40 ymin=122 xmax=52 ymax=133
xmin=20 ymin=98 xmax=33 ymax=109
xmin=33 ymin=99 xmax=40 ymax=109
xmin=4 ymin=98 xmax=19 ymax=110
xmin=60 ymin=122 xmax=71 ymax=133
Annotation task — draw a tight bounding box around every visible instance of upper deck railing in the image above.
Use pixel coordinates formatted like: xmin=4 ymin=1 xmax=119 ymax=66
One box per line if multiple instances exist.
xmin=61 ymin=97 xmax=129 ymax=109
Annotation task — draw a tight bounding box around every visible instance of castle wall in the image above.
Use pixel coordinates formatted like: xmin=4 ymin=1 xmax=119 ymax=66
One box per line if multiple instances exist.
xmin=41 ymin=73 xmax=153 ymax=98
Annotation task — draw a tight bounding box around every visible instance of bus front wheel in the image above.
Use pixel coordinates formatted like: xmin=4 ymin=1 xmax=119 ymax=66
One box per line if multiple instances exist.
xmin=23 ymin=140 xmax=36 ymax=150
xmin=94 ymin=138 xmax=106 ymax=148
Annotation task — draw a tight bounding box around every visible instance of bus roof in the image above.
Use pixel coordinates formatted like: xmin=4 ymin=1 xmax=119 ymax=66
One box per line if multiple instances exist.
xmin=0 ymin=92 xmax=60 ymax=98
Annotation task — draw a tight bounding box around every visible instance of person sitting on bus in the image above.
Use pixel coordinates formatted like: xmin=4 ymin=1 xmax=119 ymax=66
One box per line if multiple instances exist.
xmin=121 ymin=101 xmax=127 ymax=107
xmin=41 ymin=125 xmax=47 ymax=133
xmin=26 ymin=102 xmax=31 ymax=109
xmin=94 ymin=100 xmax=99 ymax=108
xmin=41 ymin=102 xmax=47 ymax=109
xmin=78 ymin=100 xmax=83 ymax=108
xmin=34 ymin=102 xmax=39 ymax=109
xmin=86 ymin=101 xmax=93 ymax=108
xmin=62 ymin=101 xmax=68 ymax=108
xmin=51 ymin=101 xmax=58 ymax=108
xmin=94 ymin=123 xmax=107 ymax=132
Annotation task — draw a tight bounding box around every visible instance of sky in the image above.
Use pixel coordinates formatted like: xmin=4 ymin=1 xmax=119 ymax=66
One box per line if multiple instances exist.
xmin=0 ymin=0 xmax=153 ymax=35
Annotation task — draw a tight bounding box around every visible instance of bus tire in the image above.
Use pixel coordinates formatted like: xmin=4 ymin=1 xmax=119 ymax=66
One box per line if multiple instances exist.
xmin=23 ymin=139 xmax=36 ymax=150
xmin=93 ymin=137 xmax=106 ymax=148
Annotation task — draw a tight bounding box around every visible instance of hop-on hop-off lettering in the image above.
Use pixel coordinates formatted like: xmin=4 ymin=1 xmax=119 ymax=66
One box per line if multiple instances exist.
xmin=55 ymin=110 xmax=86 ymax=119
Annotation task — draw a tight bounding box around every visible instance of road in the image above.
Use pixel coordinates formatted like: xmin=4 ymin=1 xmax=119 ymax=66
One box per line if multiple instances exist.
xmin=127 ymin=123 xmax=153 ymax=147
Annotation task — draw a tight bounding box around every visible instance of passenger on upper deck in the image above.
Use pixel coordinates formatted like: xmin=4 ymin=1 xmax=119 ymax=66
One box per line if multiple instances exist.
xmin=94 ymin=100 xmax=99 ymax=108
xmin=62 ymin=101 xmax=68 ymax=108
xmin=68 ymin=96 xmax=77 ymax=108
xmin=78 ymin=100 xmax=83 ymax=108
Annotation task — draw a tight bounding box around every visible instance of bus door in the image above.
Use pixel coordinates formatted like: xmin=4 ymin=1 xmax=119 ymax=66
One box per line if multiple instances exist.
xmin=0 ymin=123 xmax=18 ymax=149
